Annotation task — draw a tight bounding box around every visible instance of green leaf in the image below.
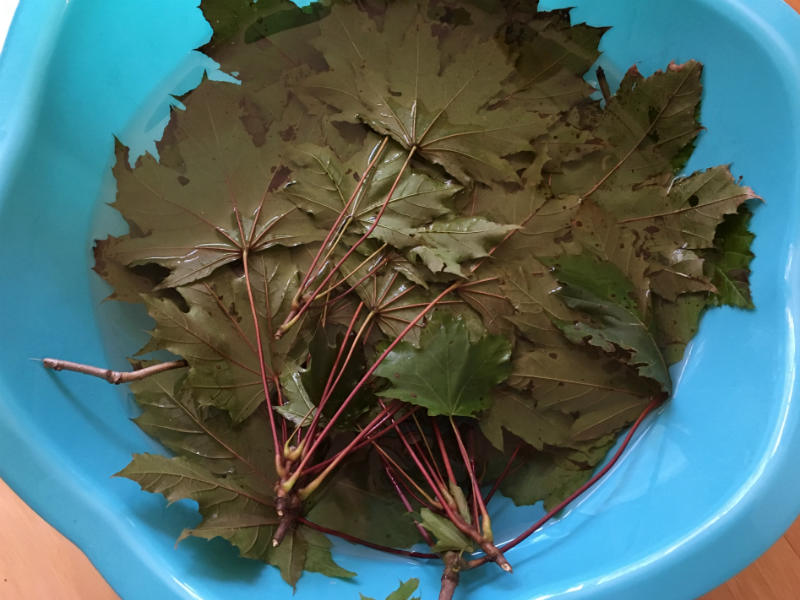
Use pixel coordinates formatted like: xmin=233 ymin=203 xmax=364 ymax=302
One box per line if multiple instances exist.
xmin=508 ymin=346 xmax=654 ymax=429
xmin=386 ymin=578 xmax=421 ymax=600
xmin=651 ymin=293 xmax=707 ymax=365
xmin=140 ymin=250 xmax=309 ymax=421
xmin=374 ymin=313 xmax=512 ymax=417
xmin=704 ymin=208 xmax=756 ymax=309
xmin=480 ymin=387 xmax=571 ymax=451
xmin=546 ymin=254 xmax=671 ymax=392
xmin=277 ymin=325 xmax=371 ymax=429
xmin=403 ymin=216 xmax=517 ymax=277
xmin=500 ymin=262 xmax=585 ymax=347
xmin=551 ymin=61 xmax=705 ymax=208
xmin=305 ymin=1 xmax=552 ymax=184
xmin=418 ymin=508 xmax=473 ymax=553
xmin=118 ymin=454 xmax=353 ymax=586
xmin=281 ymin=137 xmax=461 ymax=232
xmin=360 ymin=578 xmax=421 ymax=600
xmin=199 ymin=0 xmax=325 ymax=53
xmin=130 ymin=370 xmax=275 ymax=480
xmin=104 ymin=79 xmax=324 ymax=289
xmin=617 ymin=165 xmax=757 ymax=258
xmin=499 ymin=449 xmax=595 ymax=511
xmin=306 ymin=455 xmax=421 ymax=549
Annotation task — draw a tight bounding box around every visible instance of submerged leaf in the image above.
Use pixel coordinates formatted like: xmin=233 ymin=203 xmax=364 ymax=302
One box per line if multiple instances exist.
xmin=140 ymin=249 xmax=307 ymax=421
xmin=546 ymin=254 xmax=671 ymax=392
xmin=106 ymin=80 xmax=324 ymax=289
xmin=277 ymin=325 xmax=371 ymax=428
xmin=305 ymin=1 xmax=551 ymax=184
xmin=117 ymin=453 xmax=354 ymax=585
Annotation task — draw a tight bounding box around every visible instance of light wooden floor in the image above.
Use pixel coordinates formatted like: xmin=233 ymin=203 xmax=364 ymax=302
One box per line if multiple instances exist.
xmin=1 ymin=475 xmax=799 ymax=599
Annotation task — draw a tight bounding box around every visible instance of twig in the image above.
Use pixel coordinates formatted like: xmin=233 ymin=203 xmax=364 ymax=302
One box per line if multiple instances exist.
xmin=596 ymin=66 xmax=612 ymax=103
xmin=41 ymin=358 xmax=187 ymax=385
xmin=483 ymin=443 xmax=521 ymax=504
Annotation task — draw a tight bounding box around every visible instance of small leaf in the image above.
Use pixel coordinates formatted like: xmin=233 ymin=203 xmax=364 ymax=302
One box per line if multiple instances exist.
xmin=375 ymin=313 xmax=512 ymax=417
xmin=704 ymin=208 xmax=756 ymax=309
xmin=386 ymin=578 xmax=421 ymax=600
xmin=402 ymin=216 xmax=517 ymax=277
xmin=418 ymin=508 xmax=473 ymax=553
xmin=360 ymin=578 xmax=420 ymax=600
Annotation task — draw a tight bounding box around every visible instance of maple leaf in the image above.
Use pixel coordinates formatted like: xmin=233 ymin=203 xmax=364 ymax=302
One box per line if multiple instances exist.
xmin=487 ymin=341 xmax=654 ymax=448
xmin=500 ymin=262 xmax=582 ymax=347
xmin=281 ymin=136 xmax=461 ymax=229
xmin=480 ymin=387 xmax=571 ymax=452
xmin=498 ymin=449 xmax=596 ymax=511
xmin=281 ymin=127 xmax=514 ymax=277
xmin=374 ymin=313 xmax=511 ymax=417
xmin=650 ymin=293 xmax=707 ymax=365
xmin=545 ymin=253 xmax=671 ymax=392
xmin=117 ymin=453 xmax=354 ymax=587
xmin=306 ymin=456 xmax=422 ymax=549
xmin=139 ymin=249 xmax=310 ymax=421
xmin=103 ymin=78 xmax=324 ymax=290
xmin=550 ymin=61 xmax=705 ymax=208
xmin=418 ymin=508 xmax=474 ymax=553
xmin=703 ymin=208 xmax=757 ymax=309
xmin=615 ymin=165 xmax=758 ymax=260
xmin=199 ymin=0 xmax=328 ymax=78
xmin=130 ymin=370 xmax=274 ymax=480
xmin=277 ymin=325 xmax=372 ymax=429
xmin=360 ymin=578 xmax=421 ymax=600
xmin=304 ymin=1 xmax=552 ymax=184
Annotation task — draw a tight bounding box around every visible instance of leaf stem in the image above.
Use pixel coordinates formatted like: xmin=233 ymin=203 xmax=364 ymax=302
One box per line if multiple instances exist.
xmin=449 ymin=417 xmax=491 ymax=541
xmin=371 ymin=441 xmax=442 ymax=509
xmin=241 ymin=248 xmax=283 ymax=463
xmin=300 ymin=302 xmax=366 ymax=451
xmin=314 ymin=244 xmax=388 ymax=300
xmin=382 ymin=461 xmax=437 ymax=547
xmin=291 ymin=137 xmax=390 ymax=309
xmin=296 ymin=401 xmax=404 ymax=499
xmin=276 ymin=146 xmax=418 ymax=339
xmin=483 ymin=443 xmax=521 ymax=504
xmin=297 ymin=517 xmax=437 ymax=560
xmin=286 ymin=280 xmax=462 ymax=487
xmin=41 ymin=358 xmax=187 ymax=384
xmin=301 ymin=407 xmax=418 ymax=477
xmin=432 ymin=419 xmax=457 ymax=486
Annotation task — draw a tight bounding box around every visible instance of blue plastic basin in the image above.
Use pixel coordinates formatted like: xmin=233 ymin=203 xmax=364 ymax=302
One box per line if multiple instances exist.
xmin=1 ymin=1 xmax=800 ymax=598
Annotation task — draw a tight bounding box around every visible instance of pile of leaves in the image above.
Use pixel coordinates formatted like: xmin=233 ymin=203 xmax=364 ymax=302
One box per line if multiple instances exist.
xmin=51 ymin=0 xmax=760 ymax=597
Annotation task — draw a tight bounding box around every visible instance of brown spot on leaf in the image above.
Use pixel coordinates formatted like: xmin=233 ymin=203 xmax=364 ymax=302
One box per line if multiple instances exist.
xmin=280 ymin=125 xmax=296 ymax=142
